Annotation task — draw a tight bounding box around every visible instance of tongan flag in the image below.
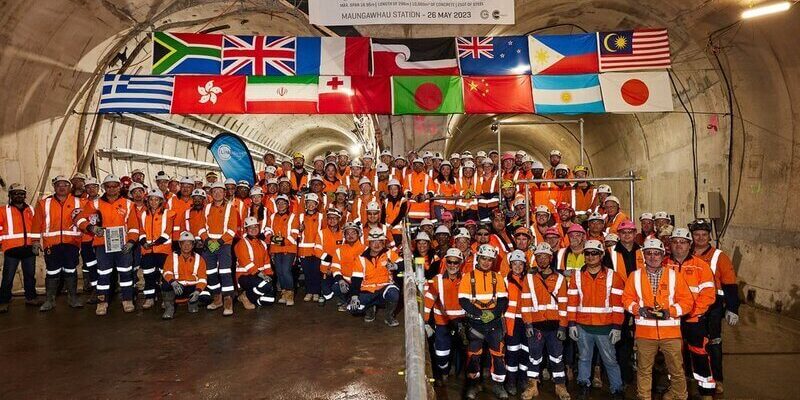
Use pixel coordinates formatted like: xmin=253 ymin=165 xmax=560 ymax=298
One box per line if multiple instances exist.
xmin=531 ymin=74 xmax=605 ymax=114
xmin=98 ymin=75 xmax=174 ymax=113
xmin=208 ymin=132 xmax=256 ymax=186
xmin=246 ymin=76 xmax=318 ymax=114
xmin=152 ymin=32 xmax=222 ymax=75
xmin=372 ymin=38 xmax=459 ymax=76
xmin=318 ymin=76 xmax=391 ymax=114
xmin=599 ymin=71 xmax=673 ymax=112
xmin=296 ymin=37 xmax=371 ymax=76
xmin=463 ymin=76 xmax=533 ymax=114
xmin=528 ymin=33 xmax=599 ymax=75
xmin=457 ymin=36 xmax=531 ymax=75
xmin=171 ymin=75 xmax=246 ymax=114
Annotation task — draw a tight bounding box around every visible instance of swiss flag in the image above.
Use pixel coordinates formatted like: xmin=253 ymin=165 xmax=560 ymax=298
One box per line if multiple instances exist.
xmin=171 ymin=75 xmax=246 ymax=114
xmin=317 ymin=76 xmax=391 ymax=114
xmin=463 ymin=76 xmax=534 ymax=114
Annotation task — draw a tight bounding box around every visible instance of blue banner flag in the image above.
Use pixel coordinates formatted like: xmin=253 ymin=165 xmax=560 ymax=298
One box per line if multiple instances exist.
xmin=457 ymin=36 xmax=531 ymax=75
xmin=208 ymin=133 xmax=256 ymax=186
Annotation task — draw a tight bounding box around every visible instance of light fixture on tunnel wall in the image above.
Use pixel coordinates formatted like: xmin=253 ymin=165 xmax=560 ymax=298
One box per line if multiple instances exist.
xmin=741 ymin=1 xmax=792 ymax=19
xmin=350 ymin=143 xmax=363 ymax=156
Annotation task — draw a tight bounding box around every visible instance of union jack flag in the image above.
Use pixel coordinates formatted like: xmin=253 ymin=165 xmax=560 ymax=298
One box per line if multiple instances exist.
xmin=457 ymin=37 xmax=494 ymax=59
xmin=222 ymin=35 xmax=296 ymax=76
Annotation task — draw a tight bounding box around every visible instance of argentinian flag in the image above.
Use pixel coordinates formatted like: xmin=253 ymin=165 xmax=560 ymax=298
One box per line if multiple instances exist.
xmin=531 ymin=74 xmax=605 ymax=114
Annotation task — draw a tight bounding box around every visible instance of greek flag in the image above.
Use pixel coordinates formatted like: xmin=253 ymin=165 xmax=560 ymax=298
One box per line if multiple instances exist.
xmin=98 ymin=75 xmax=174 ymax=113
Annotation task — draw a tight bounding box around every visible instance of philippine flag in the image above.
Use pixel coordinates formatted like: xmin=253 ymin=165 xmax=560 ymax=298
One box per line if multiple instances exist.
xmin=531 ymin=74 xmax=605 ymax=114
xmin=528 ymin=33 xmax=599 ymax=75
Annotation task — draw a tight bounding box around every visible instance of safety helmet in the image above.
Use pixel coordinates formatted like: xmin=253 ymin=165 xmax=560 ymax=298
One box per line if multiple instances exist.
xmin=534 ymin=242 xmax=553 ymax=256
xmin=445 ymin=248 xmax=464 ymax=261
xmin=367 ymin=228 xmax=387 ymax=241
xmin=243 ymin=216 xmax=259 ymax=228
xmin=584 ymin=240 xmax=604 ymax=252
xmin=642 ymin=238 xmax=666 ymax=252
xmin=508 ymin=250 xmax=527 ymax=264
xmin=477 ymin=244 xmax=497 ymax=259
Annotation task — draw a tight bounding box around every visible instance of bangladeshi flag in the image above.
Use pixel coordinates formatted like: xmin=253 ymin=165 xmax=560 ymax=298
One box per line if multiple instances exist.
xmin=171 ymin=75 xmax=246 ymax=114
xmin=463 ymin=76 xmax=534 ymax=114
xmin=318 ymin=76 xmax=391 ymax=114
xmin=392 ymin=76 xmax=464 ymax=115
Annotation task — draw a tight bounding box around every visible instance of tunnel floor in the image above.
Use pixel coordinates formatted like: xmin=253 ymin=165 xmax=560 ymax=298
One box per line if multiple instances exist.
xmin=0 ymin=298 xmax=406 ymax=399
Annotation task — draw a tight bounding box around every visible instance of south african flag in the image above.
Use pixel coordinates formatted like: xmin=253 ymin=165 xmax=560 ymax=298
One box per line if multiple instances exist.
xmin=151 ymin=32 xmax=222 ymax=75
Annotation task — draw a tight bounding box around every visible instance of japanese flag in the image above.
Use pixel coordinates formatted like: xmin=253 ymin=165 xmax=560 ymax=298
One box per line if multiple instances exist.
xmin=599 ymin=71 xmax=673 ymax=113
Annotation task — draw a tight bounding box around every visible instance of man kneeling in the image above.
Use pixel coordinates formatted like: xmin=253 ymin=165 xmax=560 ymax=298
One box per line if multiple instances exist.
xmin=161 ymin=231 xmax=210 ymax=319
xmin=234 ymin=217 xmax=276 ymax=310
xmin=347 ymin=228 xmax=401 ymax=326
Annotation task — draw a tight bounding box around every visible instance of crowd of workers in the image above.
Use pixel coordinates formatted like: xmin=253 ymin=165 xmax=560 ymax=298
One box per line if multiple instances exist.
xmin=0 ymin=147 xmax=740 ymax=399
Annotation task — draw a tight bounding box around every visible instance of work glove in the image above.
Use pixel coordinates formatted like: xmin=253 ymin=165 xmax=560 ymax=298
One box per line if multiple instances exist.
xmin=424 ymin=324 xmax=435 ymax=338
xmin=338 ymin=280 xmax=349 ymax=294
xmin=257 ymin=272 xmax=271 ymax=283
xmin=569 ymin=326 xmax=579 ymax=341
xmin=556 ymin=327 xmax=567 ymax=341
xmin=654 ymin=308 xmax=671 ymax=320
xmin=525 ymin=323 xmax=535 ymax=338
xmin=480 ymin=310 xmax=495 ymax=324
xmin=188 ymin=290 xmax=200 ymax=303
xmin=386 ymin=262 xmax=398 ymax=272
xmin=725 ymin=311 xmax=739 ymax=326
xmin=609 ymin=329 xmax=622 ymax=345
xmin=90 ymin=225 xmax=105 ymax=236
xmin=638 ymin=306 xmax=655 ymax=319
xmin=170 ymin=280 xmax=184 ymax=296
xmin=121 ymin=242 xmax=135 ymax=255
xmin=142 ymin=241 xmax=153 ymax=250
xmin=194 ymin=240 xmax=204 ymax=250
xmin=347 ymin=296 xmax=361 ymax=312
xmin=31 ymin=242 xmax=42 ymax=256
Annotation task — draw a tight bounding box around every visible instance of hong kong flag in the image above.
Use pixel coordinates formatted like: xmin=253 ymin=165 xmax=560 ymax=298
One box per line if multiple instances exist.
xmin=171 ymin=75 xmax=246 ymax=114
xmin=463 ymin=76 xmax=534 ymax=114
xmin=317 ymin=76 xmax=392 ymax=114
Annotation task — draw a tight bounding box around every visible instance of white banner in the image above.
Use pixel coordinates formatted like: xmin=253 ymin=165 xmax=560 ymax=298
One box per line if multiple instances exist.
xmin=308 ymin=0 xmax=515 ymax=26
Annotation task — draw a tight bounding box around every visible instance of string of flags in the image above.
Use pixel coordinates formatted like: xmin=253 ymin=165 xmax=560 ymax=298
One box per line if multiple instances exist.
xmin=98 ymin=30 xmax=674 ymax=115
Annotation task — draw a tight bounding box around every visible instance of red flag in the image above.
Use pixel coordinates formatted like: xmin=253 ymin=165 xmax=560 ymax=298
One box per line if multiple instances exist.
xmin=462 ymin=76 xmax=533 ymax=114
xmin=171 ymin=75 xmax=246 ymax=114
xmin=318 ymin=76 xmax=391 ymax=114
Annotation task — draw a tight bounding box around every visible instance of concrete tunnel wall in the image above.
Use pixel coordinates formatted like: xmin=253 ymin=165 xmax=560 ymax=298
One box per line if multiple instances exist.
xmin=0 ymin=0 xmax=798 ymax=316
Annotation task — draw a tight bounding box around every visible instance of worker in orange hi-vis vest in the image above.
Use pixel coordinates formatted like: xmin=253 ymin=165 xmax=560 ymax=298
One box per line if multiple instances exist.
xmin=161 ymin=231 xmax=210 ymax=320
xmin=566 ymin=240 xmax=625 ymax=400
xmin=31 ymin=176 xmax=83 ymax=312
xmin=127 ymin=188 xmax=179 ymax=311
xmin=182 ymin=189 xmax=208 ymax=247
xmin=315 ymin=207 xmax=344 ymax=305
xmin=331 ymin=222 xmax=366 ymax=311
xmin=405 ymin=157 xmax=434 ymax=222
xmin=347 ymin=228 xmax=402 ymax=327
xmin=458 ymin=244 xmax=509 ymax=400
xmin=77 ymin=177 xmax=101 ymax=297
xmin=423 ymin=247 xmax=466 ymax=386
xmin=478 ymin=158 xmax=500 ymax=223
xmin=198 ymin=181 xmax=239 ymax=316
xmin=503 ymin=250 xmax=530 ymax=396
xmin=635 ymin=212 xmax=658 ymax=246
xmin=456 ymin=161 xmax=480 ymax=222
xmin=603 ymin=196 xmax=629 ymax=235
xmin=269 ymin=194 xmax=300 ymax=307
xmin=76 ymin=175 xmax=136 ymax=316
xmin=234 ymin=216 xmax=275 ymax=310
xmin=586 ymin=212 xmax=606 ymax=242
xmin=0 ymin=183 xmax=41 ymax=313
xmin=298 ymin=193 xmax=325 ymax=303
xmin=622 ymin=238 xmax=694 ymax=400
xmin=383 ymin=179 xmax=407 ymax=245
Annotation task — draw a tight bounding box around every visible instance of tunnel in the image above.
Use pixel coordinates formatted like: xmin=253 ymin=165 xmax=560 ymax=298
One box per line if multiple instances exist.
xmin=0 ymin=0 xmax=799 ymax=399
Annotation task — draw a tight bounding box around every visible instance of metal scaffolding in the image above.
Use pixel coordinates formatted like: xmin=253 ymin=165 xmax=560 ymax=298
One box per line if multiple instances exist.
xmin=492 ymin=119 xmax=586 ymax=165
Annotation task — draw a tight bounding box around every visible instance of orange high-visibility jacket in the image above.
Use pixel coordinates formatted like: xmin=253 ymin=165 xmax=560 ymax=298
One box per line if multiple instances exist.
xmin=456 ymin=175 xmax=480 ymax=212
xmin=332 ymin=240 xmax=366 ymax=283
xmin=78 ymin=197 xmax=97 ymax=243
xmin=268 ymin=211 xmax=299 ymax=254
xmin=605 ymin=212 xmax=629 ymax=234
xmin=424 ymin=273 xmax=466 ymax=326
xmin=163 ymin=252 xmax=207 ymax=290
xmin=167 ymin=195 xmax=192 ymax=217
xmin=234 ymin=235 xmax=272 ymax=280
xmin=513 ymin=169 xmax=533 ymax=193
xmin=384 ymin=197 xmax=407 ymax=236
xmin=32 ymin=194 xmax=82 ymax=248
xmin=504 ymin=273 xmax=526 ymax=333
xmin=297 ymin=211 xmax=324 ymax=257
xmin=0 ymin=204 xmax=36 ymax=251
xmin=434 ymin=178 xmax=460 ymax=210
xmin=570 ymin=185 xmax=598 ymax=215
xmin=663 ymin=255 xmax=715 ymax=322
xmin=695 ymin=246 xmax=737 ymax=298
xmin=457 ymin=269 xmax=509 ymax=311
xmin=360 ymin=223 xmax=396 ymax=249
xmin=352 ymin=193 xmax=378 ymax=223
xmin=128 ymin=207 xmax=179 ymax=255
xmin=289 ymin=171 xmax=309 ymax=192
xmin=622 ymin=267 xmax=694 ymax=340
xmin=567 ymin=267 xmax=625 ymax=327
xmin=354 ymin=248 xmax=401 ymax=293
xmin=76 ymin=195 xmax=133 ymax=247
xmin=198 ymin=201 xmax=239 ymax=244
xmin=478 ymin=173 xmax=500 ymax=209
xmin=609 ymin=246 xmax=645 ymax=283
xmin=182 ymin=207 xmax=206 ymax=238
xmin=521 ymin=271 xmax=568 ymax=327
xmin=315 ymin=226 xmax=343 ymax=275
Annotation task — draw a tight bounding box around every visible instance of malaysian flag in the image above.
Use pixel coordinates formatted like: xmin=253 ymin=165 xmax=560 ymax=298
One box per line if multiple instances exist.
xmin=598 ymin=29 xmax=671 ymax=71
xmin=98 ymin=75 xmax=174 ymax=113
xmin=222 ymin=35 xmax=296 ymax=76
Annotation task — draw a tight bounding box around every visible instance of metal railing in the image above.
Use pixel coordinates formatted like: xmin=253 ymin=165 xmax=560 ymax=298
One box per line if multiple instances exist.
xmin=401 ymin=220 xmax=429 ymax=399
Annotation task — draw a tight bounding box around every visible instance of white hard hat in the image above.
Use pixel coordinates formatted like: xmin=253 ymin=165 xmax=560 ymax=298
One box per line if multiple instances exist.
xmin=415 ymin=232 xmax=431 ymax=242
xmin=412 ymin=157 xmax=424 ymax=164
xmin=366 ymin=201 xmax=381 ymax=212
xmin=597 ymin=184 xmax=612 ymax=194
xmin=476 ymin=151 xmax=487 ymax=158
xmin=128 ymin=182 xmax=145 ymax=192
xmin=147 ymin=188 xmax=164 ymax=199
xmin=555 ymin=163 xmax=569 ymax=172
xmin=604 ymin=196 xmax=620 ymax=205
xmin=363 ymin=152 xmax=375 ymax=160
xmin=440 ymin=160 xmax=452 ymax=168
xmin=419 ymin=218 xmax=434 ymax=227
xmin=550 ymin=149 xmax=562 ymax=157
xmin=224 ymin=178 xmax=236 ymax=185
xmin=103 ymin=174 xmax=121 ymax=185
xmin=312 ymin=155 xmax=324 ymax=163
xmin=450 ymin=153 xmax=461 ymax=159
xmin=481 ymin=158 xmax=494 ymax=165
xmin=508 ymin=250 xmax=527 ymax=264
xmin=380 ymin=149 xmax=392 ymax=157
xmin=445 ymin=247 xmax=464 ymax=261
xmin=154 ymin=171 xmax=170 ymax=181
xmin=516 ymin=150 xmax=527 ymax=157
xmin=604 ymin=233 xmax=619 ymax=243
xmin=210 ymin=181 xmax=225 ymax=190
xmin=131 ymin=169 xmax=145 ymax=176
xmin=84 ymin=177 xmax=99 ymax=187
xmin=351 ymin=159 xmax=364 ymax=168
xmin=642 ymin=238 xmax=665 ymax=252
xmin=51 ymin=175 xmax=70 ymax=185
xmin=8 ymin=183 xmax=26 ymax=193
xmin=243 ymin=216 xmax=259 ymax=228
xmin=376 ymin=163 xmax=390 ymax=173
xmin=236 ymin=180 xmax=250 ymax=188
xmin=359 ymin=177 xmax=372 ymax=186
xmin=422 ymin=151 xmax=433 ymax=158
xmin=463 ymin=161 xmax=475 ymax=169
xmin=513 ymin=197 xmax=526 ymax=208
xmin=671 ymin=227 xmax=692 ymax=241
xmin=531 ymin=160 xmax=544 ymax=170
xmin=265 ymin=165 xmax=277 ymax=174
xmin=180 ymin=176 xmax=194 ymax=185
xmin=266 ymin=178 xmax=278 ymax=186
xmin=477 ymin=244 xmax=498 ymax=259
xmin=179 ymin=231 xmax=195 ymax=242
xmin=191 ymin=189 xmax=207 ymax=197
xmin=584 ymin=240 xmax=604 ymax=252
xmin=367 ymin=227 xmax=387 ymax=241
xmin=275 ymin=194 xmax=290 ymax=203
xmin=454 ymin=228 xmax=471 ymax=240
xmin=535 ymin=205 xmax=551 ymax=215
xmin=305 ymin=192 xmax=319 ymax=204
xmin=654 ymin=211 xmax=670 ymax=220
xmin=588 ymin=212 xmax=605 ymax=222
xmin=309 ymin=175 xmax=323 ymax=184
xmin=343 ymin=222 xmax=362 ymax=234
xmin=640 ymin=212 xmax=655 ymax=221
xmin=435 ymin=225 xmax=451 ymax=235
xmin=250 ymin=187 xmax=264 ymax=197
xmin=388 ymin=178 xmax=401 ymax=187
xmin=534 ymin=242 xmax=553 ymax=255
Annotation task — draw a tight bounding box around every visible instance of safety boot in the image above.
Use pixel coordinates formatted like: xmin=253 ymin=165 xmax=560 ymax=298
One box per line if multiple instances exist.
xmin=492 ymin=382 xmax=509 ymax=399
xmin=238 ymin=292 xmax=255 ymax=310
xmin=303 ymin=293 xmax=313 ymax=302
xmin=25 ymin=298 xmax=44 ymax=307
xmin=187 ymin=301 xmax=199 ymax=313
xmin=122 ymin=300 xmax=135 ymax=313
xmin=142 ymin=298 xmax=155 ymax=309
xmin=384 ymin=301 xmax=399 ymax=327
xmin=0 ymin=304 xmax=8 ymax=313
xmin=317 ymin=295 xmax=325 ymax=307
xmin=577 ymin=385 xmax=590 ymax=400
xmin=520 ymin=379 xmax=538 ymax=399
xmin=222 ymin=296 xmax=234 ymax=316
xmin=716 ymin=381 xmax=724 ymax=394
xmin=566 ymin=366 xmax=574 ymax=382
xmin=555 ymin=383 xmax=571 ymax=400
xmin=505 ymin=376 xmax=518 ymax=396
xmin=285 ymin=290 xmax=295 ymax=306
xmin=65 ymin=276 xmax=83 ymax=308
xmin=86 ymin=290 xmax=99 ymax=305
xmin=364 ymin=305 xmax=377 ymax=322
xmin=207 ymin=293 xmax=223 ymax=310
xmin=39 ymin=277 xmax=59 ymax=312
xmin=465 ymin=381 xmax=481 ymax=399
xmin=337 ymin=303 xmax=348 ymax=312
xmin=278 ymin=290 xmax=287 ymax=304
xmin=95 ymin=296 xmax=108 ymax=316
xmin=162 ymin=291 xmax=175 ymax=319
xmin=82 ymin=275 xmax=92 ymax=292
xmin=592 ymin=365 xmax=603 ymax=388
xmin=312 ymin=294 xmax=320 ymax=302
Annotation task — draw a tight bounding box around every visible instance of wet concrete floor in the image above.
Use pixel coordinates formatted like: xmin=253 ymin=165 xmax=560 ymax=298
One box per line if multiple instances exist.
xmin=435 ymin=305 xmax=800 ymax=400
xmin=0 ymin=297 xmax=406 ymax=399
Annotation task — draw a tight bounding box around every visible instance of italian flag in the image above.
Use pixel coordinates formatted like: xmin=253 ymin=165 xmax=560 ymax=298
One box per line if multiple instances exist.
xmin=246 ymin=76 xmax=319 ymax=114
xmin=392 ymin=76 xmax=464 ymax=115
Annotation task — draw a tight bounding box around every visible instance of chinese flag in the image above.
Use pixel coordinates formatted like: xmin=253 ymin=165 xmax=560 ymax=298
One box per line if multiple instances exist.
xmin=171 ymin=75 xmax=246 ymax=114
xmin=318 ymin=76 xmax=391 ymax=114
xmin=462 ymin=76 xmax=534 ymax=114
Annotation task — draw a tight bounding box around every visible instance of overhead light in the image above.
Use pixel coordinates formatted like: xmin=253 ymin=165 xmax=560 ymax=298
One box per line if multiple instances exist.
xmin=350 ymin=143 xmax=362 ymax=155
xmin=741 ymin=1 xmax=791 ymax=19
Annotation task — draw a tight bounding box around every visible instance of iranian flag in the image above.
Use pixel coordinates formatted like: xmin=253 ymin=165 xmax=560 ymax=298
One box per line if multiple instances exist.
xmin=245 ymin=76 xmax=318 ymax=114
xmin=392 ymin=76 xmax=464 ymax=115
xmin=318 ymin=76 xmax=391 ymax=114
